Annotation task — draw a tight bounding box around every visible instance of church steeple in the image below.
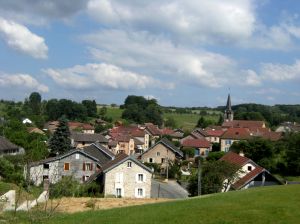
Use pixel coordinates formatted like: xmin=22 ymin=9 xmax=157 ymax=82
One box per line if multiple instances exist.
xmin=224 ymin=94 xmax=234 ymax=121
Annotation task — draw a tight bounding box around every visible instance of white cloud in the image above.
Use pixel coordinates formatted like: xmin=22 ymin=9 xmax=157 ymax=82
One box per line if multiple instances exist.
xmin=260 ymin=60 xmax=300 ymax=81
xmin=0 ymin=17 xmax=48 ymax=58
xmin=244 ymin=70 xmax=261 ymax=86
xmin=43 ymin=63 xmax=173 ymax=90
xmin=82 ymin=29 xmax=255 ymax=88
xmin=0 ymin=73 xmax=49 ymax=92
xmin=87 ymin=0 xmax=256 ymax=44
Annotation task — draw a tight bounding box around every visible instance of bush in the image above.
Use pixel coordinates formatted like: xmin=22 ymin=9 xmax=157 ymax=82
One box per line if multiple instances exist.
xmin=143 ymin=162 xmax=161 ymax=173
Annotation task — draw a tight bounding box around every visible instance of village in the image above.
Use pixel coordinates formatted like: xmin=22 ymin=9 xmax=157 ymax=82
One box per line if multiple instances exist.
xmin=1 ymin=92 xmax=298 ymax=214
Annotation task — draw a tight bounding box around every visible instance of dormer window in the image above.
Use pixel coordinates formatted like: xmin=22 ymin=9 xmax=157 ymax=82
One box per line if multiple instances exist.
xmin=248 ymin=166 xmax=252 ymax=171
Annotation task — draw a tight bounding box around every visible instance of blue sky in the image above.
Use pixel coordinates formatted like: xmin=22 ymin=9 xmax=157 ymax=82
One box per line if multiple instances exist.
xmin=0 ymin=0 xmax=300 ymax=107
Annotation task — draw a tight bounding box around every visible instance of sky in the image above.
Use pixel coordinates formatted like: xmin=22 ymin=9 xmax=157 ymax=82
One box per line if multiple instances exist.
xmin=0 ymin=0 xmax=300 ymax=107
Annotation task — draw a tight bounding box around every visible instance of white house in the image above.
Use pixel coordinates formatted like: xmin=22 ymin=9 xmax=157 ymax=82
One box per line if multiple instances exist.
xmin=88 ymin=153 xmax=153 ymax=198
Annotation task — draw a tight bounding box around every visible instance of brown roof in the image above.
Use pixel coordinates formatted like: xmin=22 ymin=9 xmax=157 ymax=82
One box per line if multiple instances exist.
xmin=258 ymin=131 xmax=282 ymax=141
xmin=222 ymin=120 xmax=265 ymax=128
xmin=101 ymin=153 xmax=128 ymax=171
xmin=221 ymin=128 xmax=252 ymax=140
xmin=182 ymin=139 xmax=211 ymax=148
xmin=145 ymin=124 xmax=161 ymax=136
xmin=220 ymin=151 xmax=250 ymax=167
xmin=232 ymin=166 xmax=265 ymax=190
xmin=68 ymin=122 xmax=94 ymax=130
xmin=0 ymin=137 xmax=19 ymax=151
xmin=205 ymin=129 xmax=225 ymax=137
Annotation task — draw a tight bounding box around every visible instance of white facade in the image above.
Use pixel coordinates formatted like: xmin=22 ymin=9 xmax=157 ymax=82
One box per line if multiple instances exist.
xmin=104 ymin=159 xmax=152 ymax=198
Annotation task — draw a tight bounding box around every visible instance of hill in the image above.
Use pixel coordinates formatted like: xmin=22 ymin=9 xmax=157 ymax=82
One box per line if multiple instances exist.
xmin=35 ymin=185 xmax=300 ymax=224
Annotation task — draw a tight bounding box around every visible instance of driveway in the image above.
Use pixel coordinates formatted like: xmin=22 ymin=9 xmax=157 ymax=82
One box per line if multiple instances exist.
xmin=151 ymin=179 xmax=189 ymax=199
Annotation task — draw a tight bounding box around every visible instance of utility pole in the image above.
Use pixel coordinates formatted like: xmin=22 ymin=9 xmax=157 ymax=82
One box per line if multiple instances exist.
xmin=197 ymin=156 xmax=201 ymax=196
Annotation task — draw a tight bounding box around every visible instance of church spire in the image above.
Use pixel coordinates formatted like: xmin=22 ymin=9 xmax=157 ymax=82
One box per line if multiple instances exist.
xmin=224 ymin=94 xmax=234 ymax=121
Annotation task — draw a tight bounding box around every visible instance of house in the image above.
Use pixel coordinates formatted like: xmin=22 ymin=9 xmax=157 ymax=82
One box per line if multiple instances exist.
xmin=140 ymin=138 xmax=183 ymax=172
xmin=43 ymin=121 xmax=59 ymax=134
xmin=27 ymin=143 xmax=115 ymax=186
xmin=276 ymin=122 xmax=300 ymax=133
xmin=220 ymin=152 xmax=282 ymax=191
xmin=70 ymin=132 xmax=108 ymax=148
xmin=68 ymin=122 xmax=95 ymax=134
xmin=181 ymin=138 xmax=211 ymax=157
xmin=0 ymin=136 xmax=25 ymax=156
xmin=144 ymin=123 xmax=161 ymax=146
xmin=88 ymin=153 xmax=153 ymax=198
xmin=27 ymin=127 xmax=45 ymax=135
xmin=22 ymin=118 xmax=32 ymax=125
xmin=220 ymin=128 xmax=251 ymax=152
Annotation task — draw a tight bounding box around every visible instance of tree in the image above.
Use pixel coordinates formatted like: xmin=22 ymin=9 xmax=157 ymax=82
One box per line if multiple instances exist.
xmin=28 ymin=92 xmax=42 ymax=115
xmin=49 ymin=117 xmax=71 ymax=155
xmin=187 ymin=160 xmax=239 ymax=196
xmin=283 ymin=133 xmax=300 ymax=175
xmin=165 ymin=117 xmax=177 ymax=129
xmin=82 ymin=100 xmax=97 ymax=117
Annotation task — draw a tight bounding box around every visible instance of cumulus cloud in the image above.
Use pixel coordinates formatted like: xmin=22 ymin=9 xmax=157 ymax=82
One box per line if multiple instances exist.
xmin=0 ymin=1 xmax=87 ymax=25
xmin=0 ymin=73 xmax=49 ymax=92
xmin=0 ymin=17 xmax=48 ymax=58
xmin=87 ymin=0 xmax=256 ymax=44
xmin=43 ymin=63 xmax=174 ymax=90
xmin=260 ymin=60 xmax=300 ymax=81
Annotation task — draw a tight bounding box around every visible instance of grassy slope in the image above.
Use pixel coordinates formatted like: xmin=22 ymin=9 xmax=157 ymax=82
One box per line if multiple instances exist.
xmin=45 ymin=185 xmax=300 ymax=224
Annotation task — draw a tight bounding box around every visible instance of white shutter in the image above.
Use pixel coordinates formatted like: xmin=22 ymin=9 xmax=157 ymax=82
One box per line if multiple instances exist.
xmin=115 ymin=173 xmax=120 ymax=183
xmin=135 ymin=188 xmax=138 ymax=197
xmin=143 ymin=174 xmax=146 ymax=183
xmin=135 ymin=173 xmax=138 ymax=183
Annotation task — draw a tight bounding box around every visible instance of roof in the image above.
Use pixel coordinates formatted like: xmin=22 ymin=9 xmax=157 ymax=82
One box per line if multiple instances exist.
xmin=0 ymin=137 xmax=19 ymax=152
xmin=82 ymin=143 xmax=115 ymax=164
xmin=231 ymin=166 xmax=265 ymax=190
xmin=145 ymin=124 xmax=161 ymax=136
xmin=71 ymin=132 xmax=108 ymax=143
xmin=182 ymin=139 xmax=211 ymax=148
xmin=101 ymin=153 xmax=153 ymax=173
xmin=220 ymin=151 xmax=250 ymax=167
xmin=68 ymin=122 xmax=95 ymax=130
xmin=221 ymin=128 xmax=252 ymax=140
xmin=259 ymin=131 xmax=282 ymax=141
xmin=27 ymin=127 xmax=45 ymax=135
xmin=191 ymin=129 xmax=208 ymax=138
xmin=222 ymin=120 xmax=265 ymax=128
xmin=205 ymin=129 xmax=225 ymax=137
xmin=144 ymin=137 xmax=183 ymax=158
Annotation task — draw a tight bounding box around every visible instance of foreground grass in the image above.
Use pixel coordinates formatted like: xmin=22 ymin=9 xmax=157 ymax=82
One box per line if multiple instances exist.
xmin=5 ymin=185 xmax=299 ymax=224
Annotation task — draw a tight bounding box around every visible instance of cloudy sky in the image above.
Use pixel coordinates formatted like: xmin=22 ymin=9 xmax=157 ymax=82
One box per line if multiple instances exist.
xmin=0 ymin=0 xmax=300 ymax=107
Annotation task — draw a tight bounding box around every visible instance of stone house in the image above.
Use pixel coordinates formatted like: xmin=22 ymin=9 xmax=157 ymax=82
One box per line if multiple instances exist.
xmin=220 ymin=152 xmax=282 ymax=191
xmin=27 ymin=143 xmax=115 ymax=186
xmin=181 ymin=138 xmax=212 ymax=157
xmin=70 ymin=132 xmax=108 ymax=148
xmin=88 ymin=153 xmax=153 ymax=198
xmin=220 ymin=128 xmax=252 ymax=152
xmin=140 ymin=138 xmax=183 ymax=172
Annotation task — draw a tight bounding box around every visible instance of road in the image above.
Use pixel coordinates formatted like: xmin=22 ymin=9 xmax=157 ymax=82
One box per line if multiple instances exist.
xmin=151 ymin=179 xmax=189 ymax=199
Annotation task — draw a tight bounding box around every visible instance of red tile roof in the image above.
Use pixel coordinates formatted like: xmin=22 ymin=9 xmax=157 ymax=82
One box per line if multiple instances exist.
xmin=205 ymin=129 xmax=225 ymax=137
xmin=220 ymin=151 xmax=250 ymax=167
xmin=222 ymin=120 xmax=265 ymax=128
xmin=68 ymin=122 xmax=94 ymax=130
xmin=145 ymin=124 xmax=161 ymax=136
xmin=221 ymin=128 xmax=252 ymax=140
xmin=232 ymin=166 xmax=265 ymax=190
xmin=182 ymin=139 xmax=211 ymax=148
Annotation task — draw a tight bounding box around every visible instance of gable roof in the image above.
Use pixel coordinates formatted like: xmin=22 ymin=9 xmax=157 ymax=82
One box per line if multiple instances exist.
xmin=0 ymin=137 xmax=19 ymax=152
xmin=144 ymin=138 xmax=183 ymax=158
xmin=231 ymin=166 xmax=265 ymax=190
xmin=182 ymin=139 xmax=211 ymax=148
xmin=145 ymin=124 xmax=161 ymax=136
xmin=68 ymin=122 xmax=94 ymax=130
xmin=221 ymin=128 xmax=252 ymax=140
xmin=220 ymin=151 xmax=251 ymax=167
xmin=222 ymin=120 xmax=265 ymax=128
xmin=205 ymin=129 xmax=225 ymax=137
xmin=71 ymin=132 xmax=108 ymax=143
xmin=82 ymin=143 xmax=115 ymax=162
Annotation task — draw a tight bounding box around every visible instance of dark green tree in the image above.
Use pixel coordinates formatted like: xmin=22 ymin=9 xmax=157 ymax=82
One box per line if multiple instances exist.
xmin=82 ymin=100 xmax=97 ymax=117
xmin=49 ymin=117 xmax=71 ymax=155
xmin=28 ymin=92 xmax=42 ymax=115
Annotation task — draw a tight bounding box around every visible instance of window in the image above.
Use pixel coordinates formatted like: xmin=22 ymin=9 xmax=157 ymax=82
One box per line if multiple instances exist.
xmin=82 ymin=176 xmax=90 ymax=182
xmin=83 ymin=163 xmax=93 ymax=171
xmin=149 ymin=158 xmax=153 ymax=163
xmin=248 ymin=166 xmax=252 ymax=171
xmin=138 ymin=188 xmax=143 ymax=197
xmin=43 ymin=175 xmax=49 ymax=180
xmin=64 ymin=163 xmax=70 ymax=171
xmin=75 ymin=154 xmax=80 ymax=159
xmin=127 ymin=161 xmax=132 ymax=168
xmin=161 ymin=158 xmax=165 ymax=163
xmin=43 ymin=164 xmax=49 ymax=169
xmin=138 ymin=174 xmax=144 ymax=182
xmin=156 ymin=152 xmax=160 ymax=156
xmin=116 ymin=188 xmax=122 ymax=197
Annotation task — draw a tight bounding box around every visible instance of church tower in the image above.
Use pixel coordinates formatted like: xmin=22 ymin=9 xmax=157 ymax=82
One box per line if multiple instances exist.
xmin=224 ymin=94 xmax=234 ymax=121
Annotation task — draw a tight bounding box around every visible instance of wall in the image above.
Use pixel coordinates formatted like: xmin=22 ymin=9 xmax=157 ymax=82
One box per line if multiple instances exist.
xmin=104 ymin=160 xmax=152 ymax=198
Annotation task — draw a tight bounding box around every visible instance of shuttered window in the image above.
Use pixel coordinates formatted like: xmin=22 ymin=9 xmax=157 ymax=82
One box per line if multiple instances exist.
xmin=64 ymin=163 xmax=70 ymax=171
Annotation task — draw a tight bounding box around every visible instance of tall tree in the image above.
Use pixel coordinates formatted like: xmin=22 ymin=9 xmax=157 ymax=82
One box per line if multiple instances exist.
xmin=82 ymin=100 xmax=97 ymax=117
xmin=49 ymin=117 xmax=71 ymax=155
xmin=28 ymin=92 xmax=42 ymax=115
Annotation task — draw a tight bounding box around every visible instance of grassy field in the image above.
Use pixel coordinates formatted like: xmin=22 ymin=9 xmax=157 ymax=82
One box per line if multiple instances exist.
xmin=5 ymin=185 xmax=300 ymax=224
xmin=101 ymin=106 xmax=220 ymax=131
